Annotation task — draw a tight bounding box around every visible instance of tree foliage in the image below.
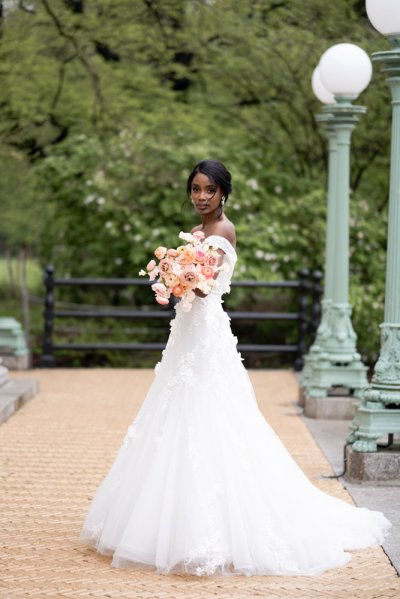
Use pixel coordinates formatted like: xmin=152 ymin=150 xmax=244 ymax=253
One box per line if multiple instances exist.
xmin=0 ymin=0 xmax=393 ymax=361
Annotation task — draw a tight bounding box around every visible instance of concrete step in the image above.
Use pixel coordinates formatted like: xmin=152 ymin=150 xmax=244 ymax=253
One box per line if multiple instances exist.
xmin=0 ymin=364 xmax=9 ymax=387
xmin=0 ymin=378 xmax=39 ymax=425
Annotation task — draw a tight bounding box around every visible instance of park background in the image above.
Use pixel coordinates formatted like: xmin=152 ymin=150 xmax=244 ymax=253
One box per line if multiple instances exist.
xmin=0 ymin=0 xmax=391 ymax=368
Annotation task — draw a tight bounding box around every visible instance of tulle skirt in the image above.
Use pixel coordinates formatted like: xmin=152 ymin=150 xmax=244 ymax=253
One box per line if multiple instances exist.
xmin=80 ymin=295 xmax=392 ymax=576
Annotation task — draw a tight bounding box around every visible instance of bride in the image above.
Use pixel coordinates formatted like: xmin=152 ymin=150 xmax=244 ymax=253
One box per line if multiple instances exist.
xmin=79 ymin=159 xmax=391 ymax=576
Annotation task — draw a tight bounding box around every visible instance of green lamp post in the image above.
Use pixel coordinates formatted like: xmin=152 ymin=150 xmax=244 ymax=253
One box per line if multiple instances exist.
xmin=347 ymin=0 xmax=400 ymax=453
xmin=301 ymin=44 xmax=370 ymax=403
xmin=300 ymin=68 xmax=337 ymax=395
xmin=301 ymin=68 xmax=337 ymax=396
xmin=312 ymin=67 xmax=337 ymax=308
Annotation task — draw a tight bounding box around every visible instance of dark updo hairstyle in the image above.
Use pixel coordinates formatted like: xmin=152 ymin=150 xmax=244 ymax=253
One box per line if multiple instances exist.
xmin=186 ymin=159 xmax=232 ymax=204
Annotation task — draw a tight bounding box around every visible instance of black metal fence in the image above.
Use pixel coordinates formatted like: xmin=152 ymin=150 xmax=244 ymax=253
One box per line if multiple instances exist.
xmin=41 ymin=265 xmax=323 ymax=370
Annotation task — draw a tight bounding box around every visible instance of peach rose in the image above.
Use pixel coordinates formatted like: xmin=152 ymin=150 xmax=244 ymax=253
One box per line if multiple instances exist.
xmin=163 ymin=273 xmax=179 ymax=288
xmin=146 ymin=259 xmax=156 ymax=271
xmin=167 ymin=248 xmax=179 ymax=258
xmin=177 ymin=247 xmax=196 ymax=265
xmin=154 ymin=246 xmax=167 ymax=260
xmin=201 ymin=265 xmax=215 ymax=279
xmin=155 ymin=295 xmax=169 ymax=305
xmin=171 ymin=284 xmax=185 ymax=298
xmin=180 ymin=266 xmax=198 ymax=287
xmin=158 ymin=258 xmax=173 ymax=274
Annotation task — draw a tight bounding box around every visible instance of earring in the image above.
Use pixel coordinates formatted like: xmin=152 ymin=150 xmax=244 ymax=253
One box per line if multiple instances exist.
xmin=221 ymin=196 xmax=225 ymax=206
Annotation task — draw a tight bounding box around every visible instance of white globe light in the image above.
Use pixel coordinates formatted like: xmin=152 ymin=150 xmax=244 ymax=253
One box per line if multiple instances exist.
xmin=311 ymin=66 xmax=336 ymax=104
xmin=366 ymin=0 xmax=400 ymax=36
xmin=319 ymin=43 xmax=373 ymax=100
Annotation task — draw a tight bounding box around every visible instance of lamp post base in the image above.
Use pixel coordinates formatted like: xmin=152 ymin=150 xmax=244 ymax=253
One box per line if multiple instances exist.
xmin=303 ymin=392 xmax=356 ymax=419
xmin=347 ymin=400 xmax=400 ymax=453
xmin=345 ymin=444 xmax=400 ymax=484
xmin=300 ymin=301 xmax=368 ymax=407
xmin=368 ymin=323 xmax=400 ymax=402
xmin=348 ymin=323 xmax=400 ymax=452
xmin=301 ymin=355 xmax=367 ymax=395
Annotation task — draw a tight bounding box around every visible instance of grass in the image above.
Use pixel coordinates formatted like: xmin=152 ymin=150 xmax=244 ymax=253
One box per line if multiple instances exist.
xmin=0 ymin=256 xmax=42 ymax=293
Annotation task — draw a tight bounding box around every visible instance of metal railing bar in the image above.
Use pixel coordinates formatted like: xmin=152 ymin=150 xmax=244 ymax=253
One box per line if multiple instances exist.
xmin=52 ymin=342 xmax=299 ymax=352
xmin=54 ymin=309 xmax=175 ymax=319
xmin=53 ymin=342 xmax=167 ymax=350
xmin=230 ymin=280 xmax=299 ymax=289
xmin=53 ymin=309 xmax=300 ymax=320
xmin=53 ymin=277 xmax=302 ymax=290
xmin=238 ymin=344 xmax=298 ymax=352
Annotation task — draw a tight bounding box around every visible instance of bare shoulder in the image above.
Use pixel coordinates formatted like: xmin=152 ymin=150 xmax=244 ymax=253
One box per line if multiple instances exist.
xmin=213 ymin=220 xmax=236 ymax=249
xmin=190 ymin=224 xmax=202 ymax=233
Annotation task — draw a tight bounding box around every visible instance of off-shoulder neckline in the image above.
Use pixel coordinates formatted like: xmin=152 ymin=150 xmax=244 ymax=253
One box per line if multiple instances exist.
xmin=205 ymin=234 xmax=237 ymax=255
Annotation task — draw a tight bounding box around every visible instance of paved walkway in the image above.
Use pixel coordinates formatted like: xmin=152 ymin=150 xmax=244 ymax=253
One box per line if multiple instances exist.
xmin=302 ymin=411 xmax=400 ymax=575
xmin=0 ymin=369 xmax=399 ymax=598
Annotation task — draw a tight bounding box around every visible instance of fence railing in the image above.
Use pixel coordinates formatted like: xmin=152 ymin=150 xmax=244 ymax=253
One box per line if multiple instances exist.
xmin=40 ymin=265 xmax=323 ymax=370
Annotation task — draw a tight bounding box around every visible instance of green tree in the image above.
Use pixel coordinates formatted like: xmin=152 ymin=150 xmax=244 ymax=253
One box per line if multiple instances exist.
xmin=0 ymin=0 xmax=393 ymax=362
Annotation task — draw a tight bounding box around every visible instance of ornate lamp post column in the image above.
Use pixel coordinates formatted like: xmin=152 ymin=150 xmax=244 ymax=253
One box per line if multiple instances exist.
xmin=347 ymin=0 xmax=400 ymax=454
xmin=301 ymin=44 xmax=371 ymax=405
xmin=300 ymin=69 xmax=337 ymax=395
xmin=312 ymin=68 xmax=338 ymax=310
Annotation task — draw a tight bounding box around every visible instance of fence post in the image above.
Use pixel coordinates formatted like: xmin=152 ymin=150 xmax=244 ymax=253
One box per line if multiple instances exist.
xmin=40 ymin=265 xmax=55 ymax=367
xmin=310 ymin=270 xmax=323 ymax=344
xmin=294 ymin=268 xmax=309 ymax=371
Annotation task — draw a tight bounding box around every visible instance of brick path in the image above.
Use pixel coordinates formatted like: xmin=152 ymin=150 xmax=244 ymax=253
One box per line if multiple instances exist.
xmin=0 ymin=369 xmax=398 ymax=598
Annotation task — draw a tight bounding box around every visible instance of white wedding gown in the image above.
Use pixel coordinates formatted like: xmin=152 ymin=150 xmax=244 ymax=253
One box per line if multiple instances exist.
xmin=80 ymin=235 xmax=391 ymax=576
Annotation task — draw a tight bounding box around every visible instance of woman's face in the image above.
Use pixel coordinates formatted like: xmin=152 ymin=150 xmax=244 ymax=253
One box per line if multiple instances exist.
xmin=190 ymin=172 xmax=224 ymax=215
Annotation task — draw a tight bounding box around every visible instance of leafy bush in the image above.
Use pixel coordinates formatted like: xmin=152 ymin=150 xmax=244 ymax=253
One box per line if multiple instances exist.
xmin=0 ymin=0 xmax=393 ymax=366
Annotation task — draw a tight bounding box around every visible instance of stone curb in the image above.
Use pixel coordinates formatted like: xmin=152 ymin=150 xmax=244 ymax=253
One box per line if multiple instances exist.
xmin=0 ymin=378 xmax=39 ymax=425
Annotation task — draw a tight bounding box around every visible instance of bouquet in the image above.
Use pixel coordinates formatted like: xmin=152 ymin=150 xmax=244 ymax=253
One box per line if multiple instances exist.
xmin=139 ymin=230 xmax=229 ymax=312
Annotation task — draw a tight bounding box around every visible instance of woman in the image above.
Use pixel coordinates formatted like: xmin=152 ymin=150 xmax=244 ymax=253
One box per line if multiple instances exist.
xmin=80 ymin=159 xmax=391 ymax=576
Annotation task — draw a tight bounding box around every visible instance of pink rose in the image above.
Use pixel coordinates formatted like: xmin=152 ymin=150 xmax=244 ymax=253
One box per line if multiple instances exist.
xmin=154 ymin=246 xmax=167 ymax=260
xmin=148 ymin=268 xmax=159 ymax=281
xmin=195 ymin=249 xmax=205 ymax=263
xmin=151 ymin=282 xmax=167 ymax=294
xmin=204 ymin=253 xmax=219 ymax=267
xmin=193 ymin=230 xmax=205 ymax=240
xmin=201 ymin=265 xmax=215 ymax=279
xmin=155 ymin=295 xmax=169 ymax=305
xmin=146 ymin=259 xmax=156 ymax=271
